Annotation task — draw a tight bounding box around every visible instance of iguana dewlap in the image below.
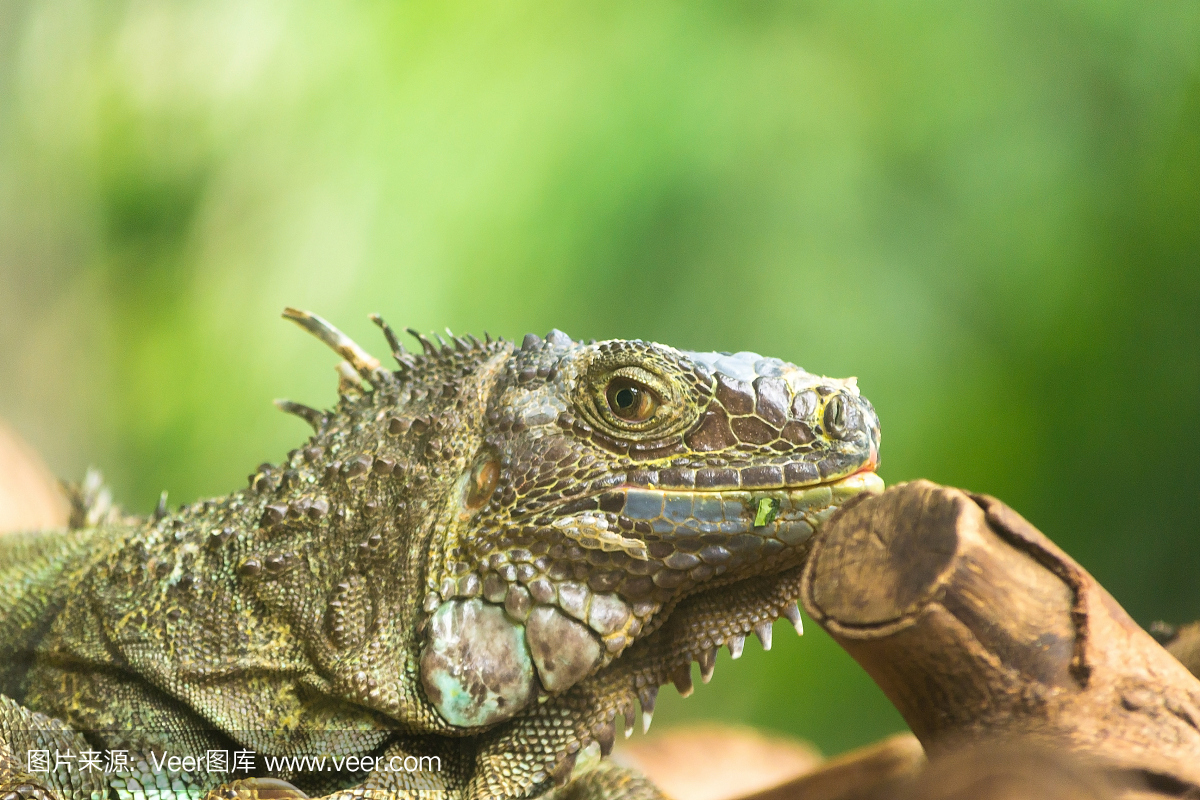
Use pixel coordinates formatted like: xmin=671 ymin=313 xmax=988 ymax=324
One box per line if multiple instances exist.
xmin=0 ymin=309 xmax=882 ymax=800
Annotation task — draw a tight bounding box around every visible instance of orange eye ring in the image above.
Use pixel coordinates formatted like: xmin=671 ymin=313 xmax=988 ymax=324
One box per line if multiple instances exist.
xmin=605 ymin=378 xmax=658 ymax=422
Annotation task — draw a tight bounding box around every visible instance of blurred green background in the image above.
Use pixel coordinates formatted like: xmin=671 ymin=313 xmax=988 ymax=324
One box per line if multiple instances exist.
xmin=1 ymin=0 xmax=1198 ymax=757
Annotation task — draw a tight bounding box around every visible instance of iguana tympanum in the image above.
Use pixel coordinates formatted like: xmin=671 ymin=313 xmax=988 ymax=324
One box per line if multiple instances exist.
xmin=0 ymin=309 xmax=882 ymax=800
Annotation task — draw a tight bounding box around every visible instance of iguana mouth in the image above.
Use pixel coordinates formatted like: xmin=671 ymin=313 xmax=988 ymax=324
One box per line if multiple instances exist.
xmin=560 ymin=466 xmax=884 ymax=689
xmin=422 ymin=470 xmax=883 ymax=734
xmin=610 ymin=468 xmax=884 ymax=551
xmin=544 ymin=466 xmax=883 ymax=588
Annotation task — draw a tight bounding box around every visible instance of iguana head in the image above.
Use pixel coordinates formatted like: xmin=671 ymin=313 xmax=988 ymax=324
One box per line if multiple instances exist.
xmin=417 ymin=329 xmax=881 ymax=724
xmin=274 ymin=310 xmax=880 ymax=792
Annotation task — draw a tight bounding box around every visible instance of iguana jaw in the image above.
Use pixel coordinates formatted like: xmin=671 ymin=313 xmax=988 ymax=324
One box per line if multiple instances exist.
xmin=499 ymin=468 xmax=884 ymax=795
xmin=590 ymin=466 xmax=885 ymax=670
xmin=418 ymin=469 xmax=883 ymax=735
xmin=536 ymin=464 xmax=884 ymax=642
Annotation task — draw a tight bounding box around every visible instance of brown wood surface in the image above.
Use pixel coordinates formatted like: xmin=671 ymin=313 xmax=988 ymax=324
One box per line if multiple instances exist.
xmin=1165 ymin=622 xmax=1200 ymax=681
xmin=799 ymin=480 xmax=1200 ymax=794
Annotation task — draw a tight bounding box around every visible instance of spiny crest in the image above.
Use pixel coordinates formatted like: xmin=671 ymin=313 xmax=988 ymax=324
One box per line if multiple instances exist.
xmin=282 ymin=308 xmax=384 ymax=382
xmin=277 ymin=307 xmax=512 ymax=425
xmin=402 ymin=326 xmax=491 ymax=364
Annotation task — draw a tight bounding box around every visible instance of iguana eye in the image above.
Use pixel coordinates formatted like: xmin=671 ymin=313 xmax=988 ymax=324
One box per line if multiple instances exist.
xmin=576 ymin=353 xmax=693 ymax=440
xmin=605 ymin=378 xmax=658 ymax=422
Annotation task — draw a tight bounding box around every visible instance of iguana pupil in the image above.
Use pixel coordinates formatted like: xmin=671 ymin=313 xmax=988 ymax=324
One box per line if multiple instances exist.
xmin=605 ymin=377 xmax=656 ymax=421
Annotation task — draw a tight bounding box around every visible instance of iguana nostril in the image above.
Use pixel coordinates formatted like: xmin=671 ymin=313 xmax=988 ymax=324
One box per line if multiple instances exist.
xmin=824 ymin=395 xmax=849 ymax=438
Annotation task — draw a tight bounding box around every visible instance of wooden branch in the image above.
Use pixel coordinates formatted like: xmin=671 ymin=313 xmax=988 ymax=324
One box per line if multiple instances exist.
xmin=1164 ymin=622 xmax=1200 ymax=679
xmin=799 ymin=480 xmax=1200 ymax=790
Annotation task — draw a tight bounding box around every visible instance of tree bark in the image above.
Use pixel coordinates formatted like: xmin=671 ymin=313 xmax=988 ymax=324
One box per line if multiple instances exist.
xmin=800 ymin=480 xmax=1200 ymax=791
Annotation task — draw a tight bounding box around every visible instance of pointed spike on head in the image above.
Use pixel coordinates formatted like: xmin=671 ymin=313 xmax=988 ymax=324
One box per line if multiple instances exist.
xmin=521 ymin=333 xmax=543 ymax=351
xmin=274 ymin=399 xmax=326 ymax=432
xmin=783 ymin=603 xmax=804 ymax=635
xmin=282 ymin=308 xmax=382 ymax=381
xmin=755 ymin=621 xmax=773 ymax=651
xmin=368 ymin=314 xmax=406 ymax=359
xmin=728 ymin=635 xmax=745 ymax=660
xmin=336 ymin=361 xmax=364 ymax=395
xmin=154 ymin=491 xmax=168 ymax=521
xmin=406 ymin=328 xmax=438 ymax=356
xmin=697 ymin=647 xmax=716 ymax=683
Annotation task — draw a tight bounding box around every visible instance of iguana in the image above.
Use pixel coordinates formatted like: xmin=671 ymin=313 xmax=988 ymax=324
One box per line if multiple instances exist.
xmin=0 ymin=309 xmax=882 ymax=800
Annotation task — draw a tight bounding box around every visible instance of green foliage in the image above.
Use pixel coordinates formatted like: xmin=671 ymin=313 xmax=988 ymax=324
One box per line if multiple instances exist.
xmin=2 ymin=0 xmax=1197 ymax=756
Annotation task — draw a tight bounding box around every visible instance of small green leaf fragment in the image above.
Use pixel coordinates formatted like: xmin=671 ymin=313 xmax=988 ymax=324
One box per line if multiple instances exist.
xmin=753 ymin=497 xmax=780 ymax=527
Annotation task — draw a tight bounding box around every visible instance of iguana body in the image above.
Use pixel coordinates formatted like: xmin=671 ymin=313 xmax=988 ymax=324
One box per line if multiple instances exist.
xmin=0 ymin=310 xmax=882 ymax=800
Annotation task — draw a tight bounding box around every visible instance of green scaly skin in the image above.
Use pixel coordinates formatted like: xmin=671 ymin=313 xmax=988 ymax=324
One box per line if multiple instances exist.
xmin=0 ymin=309 xmax=882 ymax=800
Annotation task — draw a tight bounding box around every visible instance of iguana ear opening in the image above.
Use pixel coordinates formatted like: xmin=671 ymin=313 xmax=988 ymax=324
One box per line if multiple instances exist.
xmin=463 ymin=456 xmax=500 ymax=511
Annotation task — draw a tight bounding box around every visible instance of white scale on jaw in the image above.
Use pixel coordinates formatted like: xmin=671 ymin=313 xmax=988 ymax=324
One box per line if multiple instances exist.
xmin=551 ymin=513 xmax=650 ymax=560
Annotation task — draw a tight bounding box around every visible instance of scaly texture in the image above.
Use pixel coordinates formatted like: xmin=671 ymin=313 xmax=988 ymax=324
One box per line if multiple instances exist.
xmin=0 ymin=309 xmax=882 ymax=800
